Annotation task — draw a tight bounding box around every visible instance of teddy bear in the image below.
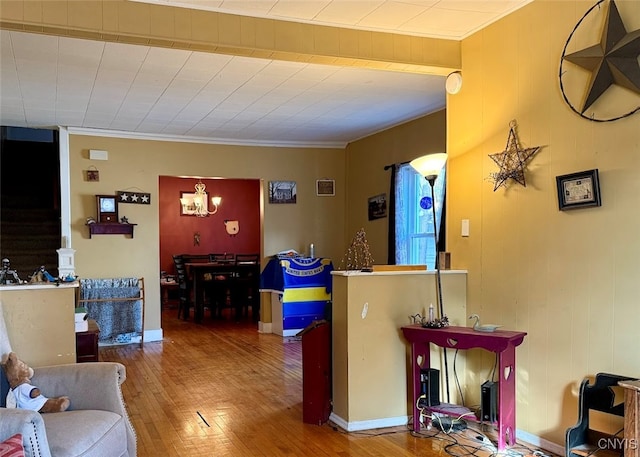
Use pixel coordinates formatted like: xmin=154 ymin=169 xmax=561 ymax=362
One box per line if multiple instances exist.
xmin=2 ymin=352 xmax=70 ymax=413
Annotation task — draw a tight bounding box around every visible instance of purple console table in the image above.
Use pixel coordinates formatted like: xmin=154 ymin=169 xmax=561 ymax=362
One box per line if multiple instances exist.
xmin=401 ymin=324 xmax=527 ymax=451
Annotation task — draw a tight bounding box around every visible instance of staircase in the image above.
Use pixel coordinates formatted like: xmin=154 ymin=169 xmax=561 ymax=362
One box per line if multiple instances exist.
xmin=1 ymin=128 xmax=61 ymax=281
xmin=0 ymin=207 xmax=60 ymax=280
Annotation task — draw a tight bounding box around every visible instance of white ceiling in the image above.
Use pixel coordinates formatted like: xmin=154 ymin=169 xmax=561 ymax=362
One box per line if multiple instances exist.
xmin=0 ymin=1 xmax=531 ymax=147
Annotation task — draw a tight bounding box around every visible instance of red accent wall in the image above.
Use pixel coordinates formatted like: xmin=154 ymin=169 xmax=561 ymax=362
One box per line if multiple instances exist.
xmin=159 ymin=176 xmax=260 ymax=275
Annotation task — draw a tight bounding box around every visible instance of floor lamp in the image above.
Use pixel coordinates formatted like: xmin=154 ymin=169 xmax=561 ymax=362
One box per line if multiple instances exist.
xmin=410 ymin=152 xmax=450 ymax=403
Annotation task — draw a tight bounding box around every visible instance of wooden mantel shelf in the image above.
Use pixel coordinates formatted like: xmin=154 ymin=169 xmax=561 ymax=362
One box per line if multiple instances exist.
xmin=88 ymin=223 xmax=137 ymax=238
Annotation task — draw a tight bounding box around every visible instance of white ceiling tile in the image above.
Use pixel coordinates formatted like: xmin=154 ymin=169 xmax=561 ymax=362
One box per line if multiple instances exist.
xmin=314 ymin=1 xmax=383 ymax=25
xmin=358 ymin=1 xmax=427 ymax=29
xmin=143 ymin=47 xmax=191 ymax=69
xmin=10 ymin=33 xmax=58 ymax=63
xmin=269 ymin=1 xmax=331 ymax=21
xmin=135 ymin=120 xmax=170 ymax=133
xmin=123 ymin=87 xmax=165 ymax=104
xmin=58 ymin=37 xmax=104 ymax=66
xmin=218 ymin=1 xmax=277 ymax=15
xmin=100 ymin=42 xmax=148 ymax=70
xmin=435 ymin=0 xmax=527 ymax=14
xmin=23 ymin=107 xmax=57 ymax=122
xmin=96 ymin=68 xmax=139 ymax=84
xmin=401 ymin=7 xmax=495 ymax=34
xmin=1 ymin=0 xmax=530 ymax=145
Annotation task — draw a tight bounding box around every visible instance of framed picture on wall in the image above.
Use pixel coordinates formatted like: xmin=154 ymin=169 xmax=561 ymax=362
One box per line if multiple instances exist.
xmin=316 ymin=179 xmax=335 ymax=196
xmin=86 ymin=168 xmax=99 ymax=182
xmin=268 ymin=181 xmax=297 ymax=204
xmin=96 ymin=194 xmax=118 ymax=222
xmin=556 ymin=169 xmax=601 ymax=211
xmin=368 ymin=193 xmax=387 ymax=220
xmin=180 ymin=191 xmax=207 ymax=215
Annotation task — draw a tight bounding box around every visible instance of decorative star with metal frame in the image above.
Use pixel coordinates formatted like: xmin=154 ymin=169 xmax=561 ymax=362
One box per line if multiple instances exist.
xmin=563 ymin=0 xmax=640 ymax=114
xmin=489 ymin=122 xmax=541 ymax=191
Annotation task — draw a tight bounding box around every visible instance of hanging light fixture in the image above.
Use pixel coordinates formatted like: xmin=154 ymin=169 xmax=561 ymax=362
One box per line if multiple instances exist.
xmin=180 ymin=180 xmax=222 ymax=217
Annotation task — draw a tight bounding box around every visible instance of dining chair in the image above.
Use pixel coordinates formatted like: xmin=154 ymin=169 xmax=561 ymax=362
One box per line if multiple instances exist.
xmin=207 ymin=253 xmax=236 ymax=318
xmin=172 ymin=254 xmax=191 ymax=319
xmin=209 ymin=253 xmax=236 ymax=264
xmin=232 ymin=254 xmax=261 ymax=320
xmin=180 ymin=254 xmax=212 ymax=318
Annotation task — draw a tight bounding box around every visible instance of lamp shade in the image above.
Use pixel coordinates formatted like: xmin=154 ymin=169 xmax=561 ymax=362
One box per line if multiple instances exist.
xmin=410 ymin=153 xmax=448 ymax=178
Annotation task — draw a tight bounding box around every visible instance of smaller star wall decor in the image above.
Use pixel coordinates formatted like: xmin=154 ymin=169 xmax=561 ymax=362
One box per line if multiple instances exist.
xmin=117 ymin=190 xmax=151 ymax=205
xmin=488 ymin=120 xmax=541 ymax=191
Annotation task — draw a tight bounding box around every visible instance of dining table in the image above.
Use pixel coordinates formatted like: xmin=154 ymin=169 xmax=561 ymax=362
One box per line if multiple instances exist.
xmin=185 ymin=261 xmax=260 ymax=323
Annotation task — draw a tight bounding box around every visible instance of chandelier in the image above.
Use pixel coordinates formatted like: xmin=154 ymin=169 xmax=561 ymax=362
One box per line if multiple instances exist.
xmin=180 ymin=180 xmax=222 ymax=217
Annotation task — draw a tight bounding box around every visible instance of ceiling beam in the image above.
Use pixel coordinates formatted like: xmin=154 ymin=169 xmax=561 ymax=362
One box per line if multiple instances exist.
xmin=0 ymin=0 xmax=461 ymax=75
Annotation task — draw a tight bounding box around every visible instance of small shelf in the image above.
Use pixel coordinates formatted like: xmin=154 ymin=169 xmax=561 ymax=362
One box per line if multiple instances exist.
xmin=88 ymin=223 xmax=137 ymax=238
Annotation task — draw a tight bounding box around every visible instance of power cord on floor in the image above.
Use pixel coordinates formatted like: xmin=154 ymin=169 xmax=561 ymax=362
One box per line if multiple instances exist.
xmin=465 ymin=422 xmax=559 ymax=457
xmin=326 ymin=412 xmax=560 ymax=457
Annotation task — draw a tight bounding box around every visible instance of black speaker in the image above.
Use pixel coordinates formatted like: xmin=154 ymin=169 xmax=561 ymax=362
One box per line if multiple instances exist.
xmin=481 ymin=381 xmax=498 ymax=422
xmin=419 ymin=368 xmax=440 ymax=407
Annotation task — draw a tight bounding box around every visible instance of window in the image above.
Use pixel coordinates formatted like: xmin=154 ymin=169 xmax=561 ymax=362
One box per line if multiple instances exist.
xmin=394 ymin=163 xmax=446 ymax=268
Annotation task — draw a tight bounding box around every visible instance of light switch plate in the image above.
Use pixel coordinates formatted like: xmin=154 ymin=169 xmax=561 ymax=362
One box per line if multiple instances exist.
xmin=461 ymin=219 xmax=470 ymax=237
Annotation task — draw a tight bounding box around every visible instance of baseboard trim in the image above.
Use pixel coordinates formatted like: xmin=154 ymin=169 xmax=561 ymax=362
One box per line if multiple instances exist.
xmin=258 ymin=321 xmax=272 ymax=333
xmin=516 ymin=429 xmax=564 ymax=456
xmin=327 ymin=413 xmax=563 ymax=455
xmin=144 ymin=328 xmax=163 ymax=342
xmin=98 ymin=328 xmax=163 ymax=347
xmin=328 ymin=412 xmax=408 ymax=432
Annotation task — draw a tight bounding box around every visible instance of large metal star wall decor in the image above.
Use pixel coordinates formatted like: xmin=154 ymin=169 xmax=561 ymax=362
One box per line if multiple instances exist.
xmin=560 ymin=0 xmax=640 ymax=121
xmin=488 ymin=121 xmax=541 ymax=191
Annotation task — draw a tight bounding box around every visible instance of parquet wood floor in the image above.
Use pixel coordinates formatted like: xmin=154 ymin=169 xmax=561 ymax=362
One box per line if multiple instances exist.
xmin=99 ymin=309 xmax=554 ymax=457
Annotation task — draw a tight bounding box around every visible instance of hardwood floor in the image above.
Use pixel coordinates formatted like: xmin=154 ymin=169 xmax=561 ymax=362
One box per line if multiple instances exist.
xmin=99 ymin=309 xmax=551 ymax=457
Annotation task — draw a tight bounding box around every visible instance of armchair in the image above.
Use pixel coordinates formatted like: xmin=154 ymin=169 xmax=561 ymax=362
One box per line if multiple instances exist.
xmin=0 ymin=301 xmax=136 ymax=457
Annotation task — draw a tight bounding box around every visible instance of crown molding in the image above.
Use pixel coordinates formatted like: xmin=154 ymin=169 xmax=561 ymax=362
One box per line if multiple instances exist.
xmin=66 ymin=127 xmax=347 ymax=149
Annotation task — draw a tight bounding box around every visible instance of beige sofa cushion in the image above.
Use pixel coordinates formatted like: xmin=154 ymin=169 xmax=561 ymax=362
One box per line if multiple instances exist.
xmin=43 ymin=410 xmax=127 ymax=457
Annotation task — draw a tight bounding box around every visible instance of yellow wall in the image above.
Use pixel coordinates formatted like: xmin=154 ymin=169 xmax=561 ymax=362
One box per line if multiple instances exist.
xmin=344 ymin=0 xmax=640 ymax=447
xmin=69 ymin=135 xmax=346 ymax=333
xmin=331 ymin=271 xmax=467 ymax=428
xmin=344 ymin=110 xmax=447 ymax=265
xmin=0 ymin=284 xmax=77 ymax=367
xmin=446 ymin=0 xmax=640 ymax=446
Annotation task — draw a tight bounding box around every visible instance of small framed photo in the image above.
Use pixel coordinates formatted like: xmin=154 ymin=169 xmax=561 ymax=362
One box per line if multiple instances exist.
xmin=181 ymin=191 xmax=207 ymax=215
xmin=368 ymin=193 xmax=387 ymax=220
xmin=556 ymin=169 xmax=601 ymax=211
xmin=86 ymin=169 xmax=99 ymax=182
xmin=316 ymin=179 xmax=335 ymax=196
xmin=268 ymin=181 xmax=297 ymax=204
